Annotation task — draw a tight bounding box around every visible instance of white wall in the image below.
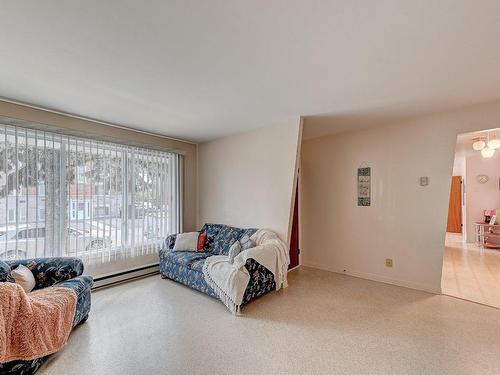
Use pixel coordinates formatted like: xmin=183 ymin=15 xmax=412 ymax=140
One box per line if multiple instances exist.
xmin=198 ymin=119 xmax=302 ymax=243
xmin=301 ymin=100 xmax=500 ymax=293
xmin=452 ymin=153 xmax=466 ymax=177
xmin=465 ymin=151 xmax=500 ymax=242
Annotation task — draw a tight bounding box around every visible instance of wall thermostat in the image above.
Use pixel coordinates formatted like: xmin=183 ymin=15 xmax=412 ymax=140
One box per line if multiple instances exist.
xmin=419 ymin=176 xmax=429 ymax=186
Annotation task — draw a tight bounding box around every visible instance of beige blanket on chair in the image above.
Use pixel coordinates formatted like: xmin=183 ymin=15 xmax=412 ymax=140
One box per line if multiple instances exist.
xmin=0 ymin=283 xmax=77 ymax=362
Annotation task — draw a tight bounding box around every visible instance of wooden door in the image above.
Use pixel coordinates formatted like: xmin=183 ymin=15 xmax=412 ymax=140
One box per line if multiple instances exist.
xmin=446 ymin=176 xmax=462 ymax=233
xmin=289 ymin=180 xmax=299 ymax=269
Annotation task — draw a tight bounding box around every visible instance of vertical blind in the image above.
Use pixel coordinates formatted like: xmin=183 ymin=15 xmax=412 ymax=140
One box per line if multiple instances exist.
xmin=0 ymin=124 xmax=181 ymax=275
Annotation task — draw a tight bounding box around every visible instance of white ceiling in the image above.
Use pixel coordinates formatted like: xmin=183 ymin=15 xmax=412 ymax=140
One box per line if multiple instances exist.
xmin=2 ymin=1 xmax=500 ymax=142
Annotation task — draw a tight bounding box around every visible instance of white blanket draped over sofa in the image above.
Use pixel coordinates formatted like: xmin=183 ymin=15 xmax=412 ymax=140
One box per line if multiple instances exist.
xmin=202 ymin=229 xmax=289 ymax=314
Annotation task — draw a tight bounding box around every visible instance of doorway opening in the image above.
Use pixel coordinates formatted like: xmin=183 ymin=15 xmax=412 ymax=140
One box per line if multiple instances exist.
xmin=442 ymin=128 xmax=500 ymax=308
xmin=289 ymin=179 xmax=300 ymax=270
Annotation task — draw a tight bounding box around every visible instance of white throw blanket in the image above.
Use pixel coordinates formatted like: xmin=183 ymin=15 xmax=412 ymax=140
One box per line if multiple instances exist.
xmin=202 ymin=229 xmax=289 ymax=314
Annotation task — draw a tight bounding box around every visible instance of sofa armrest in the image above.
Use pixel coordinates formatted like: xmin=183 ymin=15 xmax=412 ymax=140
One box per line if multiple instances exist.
xmin=7 ymin=257 xmax=84 ymax=289
xmin=241 ymin=258 xmax=276 ymax=306
xmin=56 ymin=275 xmax=93 ymax=295
xmin=56 ymin=275 xmax=93 ymax=326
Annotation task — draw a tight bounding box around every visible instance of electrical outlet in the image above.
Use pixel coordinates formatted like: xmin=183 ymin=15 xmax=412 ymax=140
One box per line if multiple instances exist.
xmin=385 ymin=258 xmax=393 ymax=267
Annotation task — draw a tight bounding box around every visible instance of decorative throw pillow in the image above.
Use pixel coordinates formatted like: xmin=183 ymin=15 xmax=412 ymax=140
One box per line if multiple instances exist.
xmin=0 ymin=259 xmax=11 ymax=282
xmin=239 ymin=234 xmax=256 ymax=251
xmin=228 ymin=240 xmax=242 ymax=264
xmin=166 ymin=234 xmax=178 ymax=250
xmin=197 ymin=232 xmax=207 ymax=252
xmin=11 ymin=264 xmax=36 ymax=293
xmin=173 ymin=232 xmax=200 ymax=252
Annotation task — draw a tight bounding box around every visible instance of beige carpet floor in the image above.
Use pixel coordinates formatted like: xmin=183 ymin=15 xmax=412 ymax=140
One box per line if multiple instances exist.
xmin=39 ymin=267 xmax=500 ymax=375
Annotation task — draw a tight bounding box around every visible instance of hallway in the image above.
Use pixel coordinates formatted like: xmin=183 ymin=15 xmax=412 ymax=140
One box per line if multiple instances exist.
xmin=442 ymin=233 xmax=500 ymax=308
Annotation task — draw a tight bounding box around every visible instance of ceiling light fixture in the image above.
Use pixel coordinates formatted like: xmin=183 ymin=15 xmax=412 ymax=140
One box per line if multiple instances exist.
xmin=472 ymin=132 xmax=499 ymax=158
xmin=481 ymin=146 xmax=495 ymax=158
xmin=472 ymin=138 xmax=486 ymax=151
xmin=488 ymin=137 xmax=500 ymax=150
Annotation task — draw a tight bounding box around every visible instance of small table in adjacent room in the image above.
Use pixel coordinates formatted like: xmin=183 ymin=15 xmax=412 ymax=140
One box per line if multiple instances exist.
xmin=475 ymin=222 xmax=500 ymax=249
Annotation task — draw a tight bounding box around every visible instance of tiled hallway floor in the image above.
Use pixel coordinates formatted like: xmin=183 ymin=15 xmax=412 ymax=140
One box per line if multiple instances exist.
xmin=442 ymin=233 xmax=500 ymax=308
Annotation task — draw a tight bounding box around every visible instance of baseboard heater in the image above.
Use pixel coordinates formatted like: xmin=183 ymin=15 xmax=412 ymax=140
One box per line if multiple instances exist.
xmin=92 ymin=263 xmax=160 ymax=289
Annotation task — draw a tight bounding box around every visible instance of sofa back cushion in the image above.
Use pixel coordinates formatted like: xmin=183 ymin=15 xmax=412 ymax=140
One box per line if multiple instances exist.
xmin=199 ymin=224 xmax=258 ymax=255
xmin=6 ymin=258 xmax=84 ymax=289
xmin=212 ymin=225 xmax=245 ymax=255
xmin=199 ymin=223 xmax=224 ymax=252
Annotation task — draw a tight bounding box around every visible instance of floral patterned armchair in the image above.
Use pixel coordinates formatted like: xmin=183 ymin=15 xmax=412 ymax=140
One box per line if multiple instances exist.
xmin=0 ymin=257 xmax=93 ymax=375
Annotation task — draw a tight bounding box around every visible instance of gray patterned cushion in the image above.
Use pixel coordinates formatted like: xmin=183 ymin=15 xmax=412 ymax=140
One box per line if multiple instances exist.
xmin=228 ymin=240 xmax=242 ymax=263
xmin=239 ymin=234 xmax=255 ymax=251
xmin=164 ymin=234 xmax=177 ymax=250
xmin=241 ymin=228 xmax=258 ymax=240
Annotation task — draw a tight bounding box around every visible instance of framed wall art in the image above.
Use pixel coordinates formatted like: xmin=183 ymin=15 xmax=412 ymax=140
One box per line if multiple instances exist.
xmin=357 ymin=167 xmax=371 ymax=206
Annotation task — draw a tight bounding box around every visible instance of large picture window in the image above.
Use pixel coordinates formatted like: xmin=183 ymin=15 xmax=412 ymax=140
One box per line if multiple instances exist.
xmin=0 ymin=124 xmax=181 ymax=276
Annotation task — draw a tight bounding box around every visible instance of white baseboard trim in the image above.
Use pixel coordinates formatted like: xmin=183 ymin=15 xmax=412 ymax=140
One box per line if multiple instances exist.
xmin=303 ymin=262 xmax=442 ymax=295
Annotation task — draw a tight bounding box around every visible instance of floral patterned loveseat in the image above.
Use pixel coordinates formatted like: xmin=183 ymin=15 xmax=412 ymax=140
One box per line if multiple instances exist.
xmin=0 ymin=257 xmax=93 ymax=375
xmin=159 ymin=223 xmax=276 ymax=307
